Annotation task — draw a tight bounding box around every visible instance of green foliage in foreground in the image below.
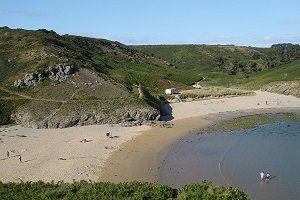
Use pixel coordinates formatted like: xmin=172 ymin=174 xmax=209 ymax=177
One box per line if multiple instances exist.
xmin=0 ymin=180 xmax=249 ymax=200
xmin=178 ymin=181 xmax=249 ymax=200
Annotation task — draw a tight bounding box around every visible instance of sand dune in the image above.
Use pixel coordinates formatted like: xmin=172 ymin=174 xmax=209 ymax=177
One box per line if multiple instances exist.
xmin=0 ymin=91 xmax=299 ymax=182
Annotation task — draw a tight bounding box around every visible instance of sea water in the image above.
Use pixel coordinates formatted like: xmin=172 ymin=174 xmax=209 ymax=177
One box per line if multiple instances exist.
xmin=159 ymin=121 xmax=300 ymax=200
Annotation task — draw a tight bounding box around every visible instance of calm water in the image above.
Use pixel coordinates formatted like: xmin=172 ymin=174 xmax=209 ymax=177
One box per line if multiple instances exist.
xmin=159 ymin=121 xmax=300 ymax=200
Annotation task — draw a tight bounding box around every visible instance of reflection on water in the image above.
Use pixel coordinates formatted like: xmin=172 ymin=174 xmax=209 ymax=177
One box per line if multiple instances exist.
xmin=159 ymin=121 xmax=300 ymax=200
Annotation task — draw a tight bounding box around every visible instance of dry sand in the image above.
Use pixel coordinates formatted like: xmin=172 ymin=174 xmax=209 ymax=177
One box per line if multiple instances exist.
xmin=167 ymin=90 xmax=300 ymax=120
xmin=0 ymin=90 xmax=300 ymax=182
xmin=0 ymin=124 xmax=150 ymax=182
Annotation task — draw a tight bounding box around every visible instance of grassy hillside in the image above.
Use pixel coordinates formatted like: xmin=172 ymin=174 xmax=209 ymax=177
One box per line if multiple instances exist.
xmin=240 ymin=60 xmax=300 ymax=97
xmin=193 ymin=60 xmax=300 ymax=97
xmin=0 ymin=27 xmax=201 ymax=93
xmin=240 ymin=60 xmax=300 ymax=88
xmin=136 ymin=44 xmax=265 ymax=71
xmin=135 ymin=44 xmax=300 ymax=75
xmin=0 ymin=27 xmax=203 ymax=126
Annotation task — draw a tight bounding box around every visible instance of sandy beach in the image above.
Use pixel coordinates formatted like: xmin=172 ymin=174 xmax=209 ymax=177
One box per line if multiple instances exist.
xmin=0 ymin=124 xmax=150 ymax=182
xmin=1 ymin=90 xmax=300 ymax=182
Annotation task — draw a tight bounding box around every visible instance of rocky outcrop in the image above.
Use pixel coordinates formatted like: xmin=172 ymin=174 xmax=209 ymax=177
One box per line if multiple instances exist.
xmin=48 ymin=64 xmax=75 ymax=82
xmin=12 ymin=106 xmax=160 ymax=129
xmin=13 ymin=73 xmax=40 ymax=87
xmin=13 ymin=64 xmax=76 ymax=87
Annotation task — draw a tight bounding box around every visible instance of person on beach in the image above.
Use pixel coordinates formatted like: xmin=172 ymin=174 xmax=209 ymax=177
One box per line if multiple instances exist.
xmin=266 ymin=172 xmax=271 ymax=180
xmin=260 ymin=171 xmax=265 ymax=180
xmin=6 ymin=151 xmax=10 ymax=158
xmin=18 ymin=155 xmax=22 ymax=163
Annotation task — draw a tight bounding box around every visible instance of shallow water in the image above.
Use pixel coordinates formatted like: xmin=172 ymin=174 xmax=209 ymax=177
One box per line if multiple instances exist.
xmin=159 ymin=121 xmax=300 ymax=200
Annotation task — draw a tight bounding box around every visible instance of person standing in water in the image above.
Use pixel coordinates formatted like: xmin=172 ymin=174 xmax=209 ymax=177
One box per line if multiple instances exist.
xmin=260 ymin=171 xmax=265 ymax=180
xmin=266 ymin=172 xmax=271 ymax=180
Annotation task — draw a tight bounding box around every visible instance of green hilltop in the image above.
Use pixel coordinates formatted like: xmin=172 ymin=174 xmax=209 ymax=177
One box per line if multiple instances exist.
xmin=135 ymin=44 xmax=300 ymax=74
xmin=0 ymin=27 xmax=299 ymax=127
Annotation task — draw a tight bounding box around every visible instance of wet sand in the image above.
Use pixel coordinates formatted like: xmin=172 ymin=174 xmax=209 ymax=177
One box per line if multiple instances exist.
xmin=100 ymin=115 xmax=214 ymax=182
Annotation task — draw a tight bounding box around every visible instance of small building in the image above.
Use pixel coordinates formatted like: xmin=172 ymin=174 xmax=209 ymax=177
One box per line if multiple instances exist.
xmin=192 ymin=82 xmax=202 ymax=88
xmin=165 ymin=88 xmax=177 ymax=95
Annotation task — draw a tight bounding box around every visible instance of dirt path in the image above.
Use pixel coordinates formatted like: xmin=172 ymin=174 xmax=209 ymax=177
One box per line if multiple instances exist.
xmin=0 ymin=87 xmax=66 ymax=103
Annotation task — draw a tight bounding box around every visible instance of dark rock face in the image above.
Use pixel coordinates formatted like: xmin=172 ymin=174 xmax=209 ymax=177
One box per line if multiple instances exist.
xmin=12 ymin=106 xmax=160 ymax=129
xmin=13 ymin=64 xmax=76 ymax=87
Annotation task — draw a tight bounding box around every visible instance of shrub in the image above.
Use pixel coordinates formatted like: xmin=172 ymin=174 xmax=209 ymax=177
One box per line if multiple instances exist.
xmin=0 ymin=181 xmax=249 ymax=200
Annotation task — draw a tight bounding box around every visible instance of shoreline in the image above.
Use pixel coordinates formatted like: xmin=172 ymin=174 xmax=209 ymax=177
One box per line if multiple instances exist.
xmin=1 ymin=91 xmax=300 ymax=182
xmin=99 ymin=108 xmax=300 ymax=183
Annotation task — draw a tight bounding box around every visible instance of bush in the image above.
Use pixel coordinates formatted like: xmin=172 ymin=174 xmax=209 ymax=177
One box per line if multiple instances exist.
xmin=177 ymin=181 xmax=249 ymax=200
xmin=0 ymin=181 xmax=249 ymax=200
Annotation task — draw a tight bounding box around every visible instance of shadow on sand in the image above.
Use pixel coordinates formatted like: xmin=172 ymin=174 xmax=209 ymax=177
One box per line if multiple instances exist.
xmin=159 ymin=101 xmax=174 ymax=121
